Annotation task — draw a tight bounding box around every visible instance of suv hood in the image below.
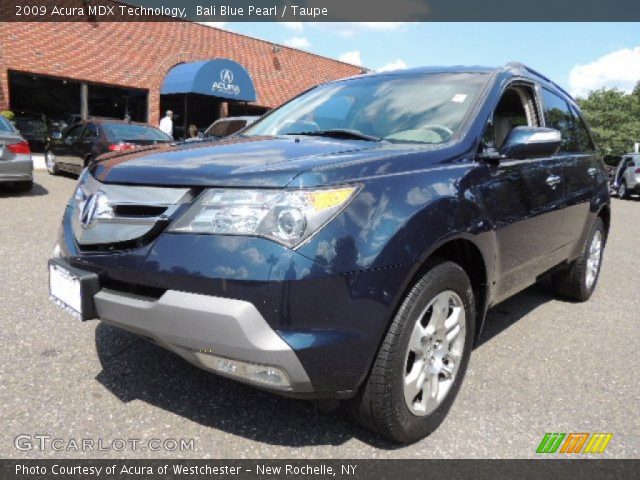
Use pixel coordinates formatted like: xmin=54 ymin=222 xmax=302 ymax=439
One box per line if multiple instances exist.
xmin=89 ymin=135 xmax=394 ymax=187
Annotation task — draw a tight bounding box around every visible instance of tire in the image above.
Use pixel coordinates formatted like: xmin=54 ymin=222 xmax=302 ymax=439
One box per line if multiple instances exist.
xmin=618 ymin=180 xmax=629 ymax=199
xmin=45 ymin=150 xmax=58 ymax=175
xmin=345 ymin=259 xmax=475 ymax=444
xmin=14 ymin=180 xmax=33 ymax=192
xmin=551 ymin=217 xmax=605 ymax=302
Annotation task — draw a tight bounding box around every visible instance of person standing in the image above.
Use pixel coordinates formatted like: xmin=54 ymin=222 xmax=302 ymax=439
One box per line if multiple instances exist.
xmin=159 ymin=110 xmax=174 ymax=138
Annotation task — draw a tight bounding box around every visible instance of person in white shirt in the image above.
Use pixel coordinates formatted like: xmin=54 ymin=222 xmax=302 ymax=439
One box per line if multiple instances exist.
xmin=159 ymin=110 xmax=174 ymax=138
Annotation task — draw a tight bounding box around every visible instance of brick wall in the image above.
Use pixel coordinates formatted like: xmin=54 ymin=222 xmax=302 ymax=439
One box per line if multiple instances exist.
xmin=0 ymin=20 xmax=361 ymax=123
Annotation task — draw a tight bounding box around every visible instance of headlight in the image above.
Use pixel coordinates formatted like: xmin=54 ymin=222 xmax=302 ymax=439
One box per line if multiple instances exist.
xmin=168 ymin=186 xmax=359 ymax=248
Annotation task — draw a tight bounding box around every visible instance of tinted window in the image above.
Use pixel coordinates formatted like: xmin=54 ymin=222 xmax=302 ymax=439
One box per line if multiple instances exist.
xmin=245 ymin=73 xmax=489 ymax=144
xmin=570 ymin=105 xmax=595 ymax=152
xmin=103 ymin=124 xmax=171 ymax=142
xmin=83 ymin=124 xmax=99 ymax=138
xmin=0 ymin=116 xmax=15 ymax=133
xmin=64 ymin=124 xmax=84 ymax=142
xmin=540 ymin=88 xmax=576 ymax=152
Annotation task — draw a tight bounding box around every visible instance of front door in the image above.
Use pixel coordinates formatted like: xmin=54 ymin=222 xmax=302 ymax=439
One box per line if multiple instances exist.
xmin=477 ymin=84 xmax=566 ymax=301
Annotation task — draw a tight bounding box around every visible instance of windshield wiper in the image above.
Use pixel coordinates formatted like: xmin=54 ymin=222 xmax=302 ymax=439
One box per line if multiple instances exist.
xmin=288 ymin=129 xmax=381 ymax=142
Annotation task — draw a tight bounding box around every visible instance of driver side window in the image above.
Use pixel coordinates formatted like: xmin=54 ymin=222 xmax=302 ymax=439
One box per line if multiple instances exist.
xmin=482 ymin=85 xmax=539 ymax=151
xmin=64 ymin=125 xmax=84 ymax=143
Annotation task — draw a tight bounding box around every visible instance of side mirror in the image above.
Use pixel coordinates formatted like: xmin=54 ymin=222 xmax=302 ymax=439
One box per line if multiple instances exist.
xmin=52 ymin=132 xmax=63 ymax=140
xmin=500 ymin=127 xmax=561 ymax=159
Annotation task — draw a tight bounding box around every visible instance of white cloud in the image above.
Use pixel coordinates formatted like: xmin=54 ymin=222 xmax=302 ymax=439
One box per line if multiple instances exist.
xmin=284 ymin=36 xmax=311 ymax=49
xmin=312 ymin=22 xmax=406 ymax=38
xmin=569 ymin=46 xmax=640 ymax=98
xmin=376 ymin=59 xmax=408 ymax=72
xmin=280 ymin=22 xmax=304 ymax=32
xmin=197 ymin=22 xmax=227 ymax=30
xmin=338 ymin=50 xmax=363 ymax=66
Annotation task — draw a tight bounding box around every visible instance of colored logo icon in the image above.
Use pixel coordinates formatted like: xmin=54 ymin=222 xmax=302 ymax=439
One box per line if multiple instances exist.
xmin=536 ymin=433 xmax=613 ymax=454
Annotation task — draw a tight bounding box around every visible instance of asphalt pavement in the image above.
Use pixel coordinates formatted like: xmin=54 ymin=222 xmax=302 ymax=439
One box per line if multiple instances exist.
xmin=1 ymin=172 xmax=638 ymax=458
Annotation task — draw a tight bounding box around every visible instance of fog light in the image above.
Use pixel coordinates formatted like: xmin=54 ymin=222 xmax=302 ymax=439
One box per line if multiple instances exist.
xmin=193 ymin=350 xmax=292 ymax=389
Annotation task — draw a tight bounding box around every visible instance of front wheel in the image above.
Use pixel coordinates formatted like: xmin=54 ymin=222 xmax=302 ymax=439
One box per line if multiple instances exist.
xmin=45 ymin=150 xmax=58 ymax=175
xmin=552 ymin=217 xmax=605 ymax=302
xmin=618 ymin=180 xmax=629 ymax=199
xmin=345 ymin=260 xmax=475 ymax=444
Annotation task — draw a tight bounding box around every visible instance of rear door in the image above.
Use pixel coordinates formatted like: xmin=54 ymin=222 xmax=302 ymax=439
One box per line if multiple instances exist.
xmin=79 ymin=123 xmax=100 ymax=166
xmin=539 ymin=88 xmax=598 ymax=253
xmin=53 ymin=124 xmax=85 ymax=171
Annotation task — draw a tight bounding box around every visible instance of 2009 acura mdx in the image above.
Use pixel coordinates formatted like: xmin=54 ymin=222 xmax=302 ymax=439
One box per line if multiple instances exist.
xmin=49 ymin=63 xmax=610 ymax=443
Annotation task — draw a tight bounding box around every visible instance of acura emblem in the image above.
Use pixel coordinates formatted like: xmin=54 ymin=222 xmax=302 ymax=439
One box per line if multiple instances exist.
xmin=220 ymin=69 xmax=234 ymax=84
xmin=79 ymin=191 xmax=107 ymax=228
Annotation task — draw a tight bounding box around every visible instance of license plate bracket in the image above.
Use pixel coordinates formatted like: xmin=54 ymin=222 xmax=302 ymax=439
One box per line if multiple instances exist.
xmin=48 ymin=258 xmax=100 ymax=321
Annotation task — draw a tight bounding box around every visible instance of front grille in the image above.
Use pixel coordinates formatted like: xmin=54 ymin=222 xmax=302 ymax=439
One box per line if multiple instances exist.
xmin=71 ymin=175 xmax=192 ymax=247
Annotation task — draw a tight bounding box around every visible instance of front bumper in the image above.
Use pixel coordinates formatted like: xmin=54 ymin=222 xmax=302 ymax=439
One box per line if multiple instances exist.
xmin=56 ymin=205 xmax=414 ymax=397
xmin=95 ymin=288 xmax=313 ymax=394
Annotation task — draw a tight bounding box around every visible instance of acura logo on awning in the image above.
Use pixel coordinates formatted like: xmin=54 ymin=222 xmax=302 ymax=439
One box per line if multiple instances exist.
xmin=220 ymin=69 xmax=234 ymax=84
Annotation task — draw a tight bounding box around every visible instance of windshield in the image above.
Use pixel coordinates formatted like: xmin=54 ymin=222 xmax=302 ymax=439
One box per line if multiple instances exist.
xmin=244 ymin=72 xmax=488 ymax=144
xmin=103 ymin=123 xmax=171 ymax=142
xmin=0 ymin=116 xmax=16 ymax=133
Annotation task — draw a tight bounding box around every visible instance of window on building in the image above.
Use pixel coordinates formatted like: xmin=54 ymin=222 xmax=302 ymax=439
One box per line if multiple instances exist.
xmin=88 ymin=84 xmax=147 ymax=122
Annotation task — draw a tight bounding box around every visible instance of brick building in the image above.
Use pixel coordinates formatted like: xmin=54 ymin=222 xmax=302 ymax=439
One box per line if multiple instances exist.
xmin=0 ymin=20 xmax=361 ymax=139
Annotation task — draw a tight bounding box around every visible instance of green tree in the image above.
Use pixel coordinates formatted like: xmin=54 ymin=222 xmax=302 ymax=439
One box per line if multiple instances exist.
xmin=577 ymin=88 xmax=640 ymax=156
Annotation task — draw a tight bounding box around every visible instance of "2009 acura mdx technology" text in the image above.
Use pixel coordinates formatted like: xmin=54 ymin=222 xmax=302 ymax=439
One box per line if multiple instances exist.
xmin=49 ymin=63 xmax=609 ymax=443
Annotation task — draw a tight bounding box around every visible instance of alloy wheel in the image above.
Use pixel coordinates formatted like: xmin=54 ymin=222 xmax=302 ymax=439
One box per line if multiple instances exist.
xmin=585 ymin=230 xmax=602 ymax=290
xmin=618 ymin=182 xmax=627 ymax=198
xmin=403 ymin=290 xmax=466 ymax=416
xmin=46 ymin=151 xmax=56 ymax=173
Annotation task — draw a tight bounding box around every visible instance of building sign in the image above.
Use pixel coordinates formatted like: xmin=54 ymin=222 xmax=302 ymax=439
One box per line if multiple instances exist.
xmin=212 ymin=69 xmax=241 ymax=97
xmin=161 ymin=59 xmax=256 ymax=102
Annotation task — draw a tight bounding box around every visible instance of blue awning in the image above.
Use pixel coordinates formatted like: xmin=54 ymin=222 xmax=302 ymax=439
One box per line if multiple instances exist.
xmin=161 ymin=59 xmax=256 ymax=102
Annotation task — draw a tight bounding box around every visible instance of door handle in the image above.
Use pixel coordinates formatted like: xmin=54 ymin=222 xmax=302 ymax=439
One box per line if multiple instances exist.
xmin=546 ymin=175 xmax=562 ymax=188
xmin=587 ymin=167 xmax=597 ymax=176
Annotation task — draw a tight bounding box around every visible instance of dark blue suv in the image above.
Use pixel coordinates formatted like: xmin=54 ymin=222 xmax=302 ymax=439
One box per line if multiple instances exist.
xmin=49 ymin=63 xmax=609 ymax=443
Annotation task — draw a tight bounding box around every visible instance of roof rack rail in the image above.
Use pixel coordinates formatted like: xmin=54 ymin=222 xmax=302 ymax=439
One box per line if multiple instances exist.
xmin=505 ymin=61 xmax=575 ymax=100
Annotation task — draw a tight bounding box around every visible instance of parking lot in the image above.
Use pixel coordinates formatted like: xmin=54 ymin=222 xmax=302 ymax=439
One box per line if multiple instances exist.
xmin=0 ymin=172 xmax=638 ymax=458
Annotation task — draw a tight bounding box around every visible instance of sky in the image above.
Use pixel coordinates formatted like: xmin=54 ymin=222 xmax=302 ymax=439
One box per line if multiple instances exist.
xmin=202 ymin=22 xmax=640 ymax=98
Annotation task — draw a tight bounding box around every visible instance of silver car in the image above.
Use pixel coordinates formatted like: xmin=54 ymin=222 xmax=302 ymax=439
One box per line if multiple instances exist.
xmin=612 ymin=152 xmax=640 ymax=199
xmin=0 ymin=116 xmax=33 ymax=192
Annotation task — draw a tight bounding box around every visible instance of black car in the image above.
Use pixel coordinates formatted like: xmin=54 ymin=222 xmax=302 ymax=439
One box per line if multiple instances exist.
xmin=13 ymin=113 xmax=51 ymax=152
xmin=45 ymin=119 xmax=172 ymax=175
xmin=50 ymin=63 xmax=609 ymax=443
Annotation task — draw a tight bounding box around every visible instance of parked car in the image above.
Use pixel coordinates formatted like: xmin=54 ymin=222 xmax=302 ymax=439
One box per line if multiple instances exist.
xmin=13 ymin=113 xmax=51 ymax=152
xmin=611 ymin=153 xmax=640 ymax=199
xmin=184 ymin=116 xmax=260 ymax=143
xmin=45 ymin=119 xmax=172 ymax=175
xmin=204 ymin=116 xmax=259 ymax=138
xmin=0 ymin=115 xmax=33 ymax=191
xmin=49 ymin=63 xmax=610 ymax=443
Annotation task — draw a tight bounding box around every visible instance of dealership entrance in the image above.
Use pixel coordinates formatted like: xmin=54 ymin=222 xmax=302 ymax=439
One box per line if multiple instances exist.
xmin=8 ymin=70 xmax=148 ymax=150
xmin=160 ymin=58 xmax=262 ymax=139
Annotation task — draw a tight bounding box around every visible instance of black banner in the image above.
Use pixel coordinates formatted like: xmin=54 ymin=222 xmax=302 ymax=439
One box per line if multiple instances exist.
xmin=3 ymin=0 xmax=640 ymax=22
xmin=1 ymin=459 xmax=639 ymax=480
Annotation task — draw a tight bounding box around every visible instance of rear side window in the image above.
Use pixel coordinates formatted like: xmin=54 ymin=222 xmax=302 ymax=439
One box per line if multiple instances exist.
xmin=540 ymin=88 xmax=576 ymax=152
xmin=83 ymin=124 xmax=99 ymax=138
xmin=570 ymin=106 xmax=595 ymax=152
xmin=0 ymin=116 xmax=15 ymax=132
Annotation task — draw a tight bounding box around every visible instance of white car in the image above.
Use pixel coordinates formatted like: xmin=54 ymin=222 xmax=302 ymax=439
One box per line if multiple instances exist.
xmin=612 ymin=153 xmax=640 ymax=199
